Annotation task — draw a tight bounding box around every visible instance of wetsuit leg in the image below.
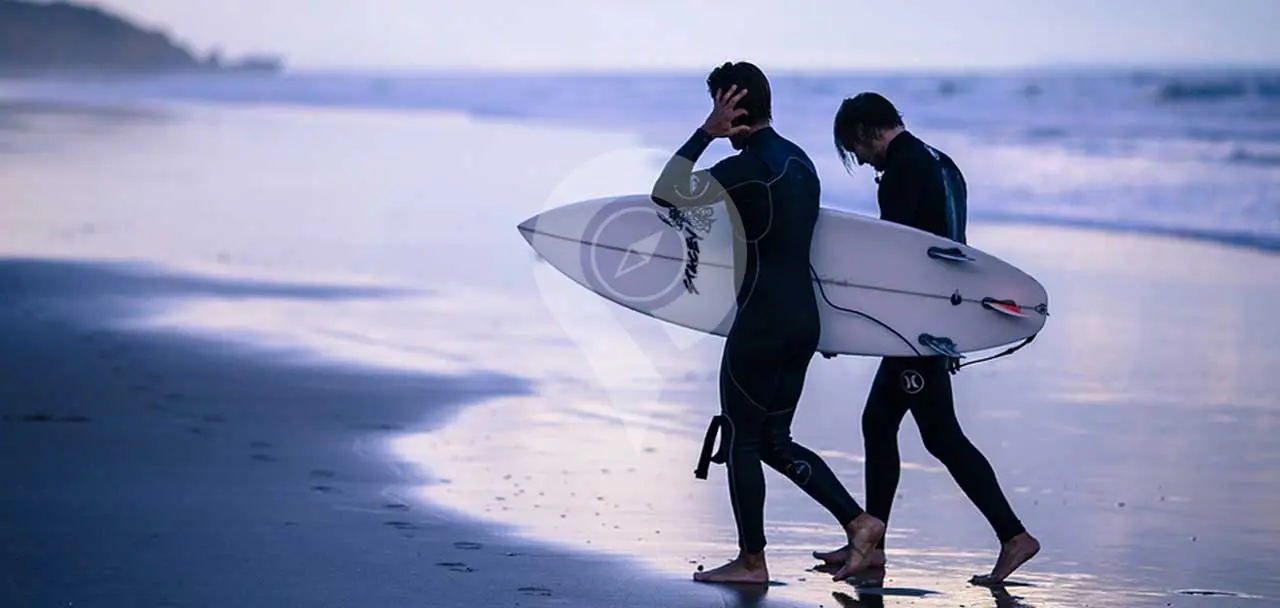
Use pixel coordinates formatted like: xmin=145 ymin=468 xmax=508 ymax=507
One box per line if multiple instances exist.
xmin=718 ymin=342 xmax=774 ymax=554
xmin=864 ymin=357 xmax=1026 ymax=544
xmin=862 ymin=358 xmax=913 ymax=550
xmin=905 ymin=358 xmax=1025 ymax=542
xmin=720 ymin=333 xmax=865 ymax=554
xmin=759 ymin=349 xmax=864 ymax=528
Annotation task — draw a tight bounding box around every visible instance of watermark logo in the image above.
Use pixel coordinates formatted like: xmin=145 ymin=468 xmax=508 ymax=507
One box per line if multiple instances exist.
xmin=521 ymin=146 xmax=741 ymax=452
xmin=578 ymin=197 xmax=691 ymax=310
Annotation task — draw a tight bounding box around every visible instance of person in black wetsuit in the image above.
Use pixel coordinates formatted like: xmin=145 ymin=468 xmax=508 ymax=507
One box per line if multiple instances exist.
xmin=649 ymin=62 xmax=885 ymax=585
xmin=812 ymin=92 xmax=1040 ymax=586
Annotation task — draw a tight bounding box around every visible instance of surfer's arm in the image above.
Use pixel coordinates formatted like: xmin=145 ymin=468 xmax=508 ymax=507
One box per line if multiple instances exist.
xmin=651 ymin=129 xmax=753 ymax=209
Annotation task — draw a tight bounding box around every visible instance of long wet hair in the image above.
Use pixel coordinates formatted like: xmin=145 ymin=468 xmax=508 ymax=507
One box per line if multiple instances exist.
xmin=706 ymin=61 xmax=772 ymax=127
xmin=833 ymin=92 xmax=903 ymax=172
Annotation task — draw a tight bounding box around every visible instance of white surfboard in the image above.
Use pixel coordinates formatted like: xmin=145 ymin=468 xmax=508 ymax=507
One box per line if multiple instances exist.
xmin=518 ymin=194 xmax=1048 ymax=358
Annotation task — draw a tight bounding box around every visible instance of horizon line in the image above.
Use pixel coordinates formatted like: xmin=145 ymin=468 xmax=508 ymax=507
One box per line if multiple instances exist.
xmin=273 ymin=60 xmax=1280 ymax=76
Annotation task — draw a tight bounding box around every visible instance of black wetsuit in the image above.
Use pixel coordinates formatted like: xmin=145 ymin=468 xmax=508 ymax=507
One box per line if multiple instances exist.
xmin=865 ymin=130 xmax=1025 ymax=545
xmin=652 ymin=127 xmax=864 ymax=554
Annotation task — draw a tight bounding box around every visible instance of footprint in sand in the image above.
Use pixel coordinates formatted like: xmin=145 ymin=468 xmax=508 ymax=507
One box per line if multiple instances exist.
xmin=383 ymin=521 xmax=420 ymax=531
xmin=311 ymin=485 xmax=336 ymax=493
xmin=383 ymin=503 xmax=409 ymax=511
xmin=453 ymin=541 xmax=483 ymax=550
xmin=518 ymin=586 xmax=552 ymax=597
xmin=435 ymin=562 xmax=475 ymax=573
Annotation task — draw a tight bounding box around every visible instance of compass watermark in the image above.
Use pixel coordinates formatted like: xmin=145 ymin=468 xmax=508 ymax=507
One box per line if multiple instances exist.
xmin=521 ymin=145 xmax=743 ymax=453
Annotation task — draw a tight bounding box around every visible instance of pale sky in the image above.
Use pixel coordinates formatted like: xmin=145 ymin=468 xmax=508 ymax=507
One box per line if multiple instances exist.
xmin=95 ymin=0 xmax=1280 ymax=71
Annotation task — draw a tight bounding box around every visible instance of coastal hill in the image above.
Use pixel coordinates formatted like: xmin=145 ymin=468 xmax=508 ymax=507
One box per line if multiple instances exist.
xmin=0 ymin=0 xmax=283 ymax=74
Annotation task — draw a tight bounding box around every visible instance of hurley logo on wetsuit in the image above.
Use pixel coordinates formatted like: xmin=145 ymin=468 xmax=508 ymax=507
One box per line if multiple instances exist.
xmin=900 ymin=369 xmax=926 ymax=394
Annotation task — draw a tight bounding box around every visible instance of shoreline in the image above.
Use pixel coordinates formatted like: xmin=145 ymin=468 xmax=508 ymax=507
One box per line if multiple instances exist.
xmin=1 ymin=91 xmax=1275 ymax=259
xmin=0 ymin=258 xmax=755 ymax=608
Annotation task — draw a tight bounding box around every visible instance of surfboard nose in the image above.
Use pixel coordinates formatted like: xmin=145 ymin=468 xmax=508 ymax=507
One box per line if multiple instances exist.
xmin=516 ymin=214 xmax=539 ymax=245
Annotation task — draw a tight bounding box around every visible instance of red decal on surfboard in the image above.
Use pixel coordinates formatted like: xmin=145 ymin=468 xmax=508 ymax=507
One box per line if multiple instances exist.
xmin=987 ymin=301 xmax=1027 ymax=317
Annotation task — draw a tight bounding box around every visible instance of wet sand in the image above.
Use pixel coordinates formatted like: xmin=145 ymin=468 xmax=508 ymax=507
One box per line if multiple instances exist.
xmin=0 ymin=259 xmax=761 ymax=608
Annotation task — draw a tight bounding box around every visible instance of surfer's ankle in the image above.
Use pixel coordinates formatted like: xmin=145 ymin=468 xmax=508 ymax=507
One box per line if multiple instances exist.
xmin=738 ymin=550 xmax=767 ymax=571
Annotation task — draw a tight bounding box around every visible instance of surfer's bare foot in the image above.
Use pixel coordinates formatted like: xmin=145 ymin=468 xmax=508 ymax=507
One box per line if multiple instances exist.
xmin=813 ymin=545 xmax=886 ymax=568
xmin=693 ymin=550 xmax=769 ymax=585
xmin=970 ymin=532 xmax=1040 ymax=586
xmin=832 ymin=513 xmax=886 ymax=582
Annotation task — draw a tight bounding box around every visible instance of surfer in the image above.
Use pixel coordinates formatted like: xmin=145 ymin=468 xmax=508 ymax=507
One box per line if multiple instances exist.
xmin=649 ymin=62 xmax=885 ymax=585
xmin=814 ymin=92 xmax=1040 ymax=586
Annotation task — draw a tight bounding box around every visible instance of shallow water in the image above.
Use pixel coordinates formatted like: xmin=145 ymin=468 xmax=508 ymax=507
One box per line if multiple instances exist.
xmin=2 ymin=100 xmax=1277 ymax=607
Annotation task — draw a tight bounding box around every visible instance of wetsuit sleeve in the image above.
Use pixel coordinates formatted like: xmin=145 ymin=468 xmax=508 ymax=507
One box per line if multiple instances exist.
xmin=650 ymin=128 xmax=755 ymax=209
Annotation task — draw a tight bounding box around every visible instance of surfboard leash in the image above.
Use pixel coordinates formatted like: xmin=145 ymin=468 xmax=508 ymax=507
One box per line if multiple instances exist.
xmin=943 ymin=334 xmax=1037 ymax=375
xmin=809 ymin=264 xmax=924 ymax=357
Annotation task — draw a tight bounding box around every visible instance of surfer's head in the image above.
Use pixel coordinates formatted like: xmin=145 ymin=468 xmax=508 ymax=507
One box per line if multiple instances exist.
xmin=834 ymin=92 xmax=905 ymax=170
xmin=706 ymin=61 xmax=772 ymax=149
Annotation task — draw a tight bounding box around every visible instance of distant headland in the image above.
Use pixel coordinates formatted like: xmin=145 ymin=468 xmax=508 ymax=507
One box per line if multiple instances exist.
xmin=0 ymin=0 xmax=284 ymax=75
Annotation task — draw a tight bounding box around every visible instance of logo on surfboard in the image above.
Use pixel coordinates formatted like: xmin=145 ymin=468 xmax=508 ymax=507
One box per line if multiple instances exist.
xmin=580 ymin=198 xmax=715 ymax=309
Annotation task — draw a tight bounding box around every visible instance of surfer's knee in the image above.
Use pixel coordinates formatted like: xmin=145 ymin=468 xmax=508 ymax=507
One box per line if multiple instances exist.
xmin=760 ymin=441 xmax=813 ymax=485
xmin=917 ymin=417 xmax=972 ymax=461
xmin=862 ymin=401 xmax=901 ymax=438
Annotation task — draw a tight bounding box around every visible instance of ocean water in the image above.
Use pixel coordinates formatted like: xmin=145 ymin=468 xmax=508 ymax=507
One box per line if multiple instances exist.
xmin=2 ymin=69 xmax=1278 ymax=607
xmin=4 ymin=67 xmax=1280 ymax=251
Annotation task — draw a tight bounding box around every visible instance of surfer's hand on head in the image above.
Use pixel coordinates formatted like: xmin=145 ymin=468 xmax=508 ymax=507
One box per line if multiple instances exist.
xmin=701 ymin=85 xmax=751 ymax=138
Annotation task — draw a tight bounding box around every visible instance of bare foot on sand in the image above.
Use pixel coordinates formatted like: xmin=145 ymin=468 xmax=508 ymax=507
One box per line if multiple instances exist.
xmin=832 ymin=513 xmax=886 ymax=582
xmin=970 ymin=532 xmax=1040 ymax=586
xmin=693 ymin=551 xmax=769 ymax=585
xmin=813 ymin=545 xmax=886 ymax=569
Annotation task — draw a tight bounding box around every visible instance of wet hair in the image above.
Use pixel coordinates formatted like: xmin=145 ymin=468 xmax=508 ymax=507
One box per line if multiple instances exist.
xmin=706 ymin=61 xmax=772 ymax=126
xmin=833 ymin=92 xmax=903 ymax=171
